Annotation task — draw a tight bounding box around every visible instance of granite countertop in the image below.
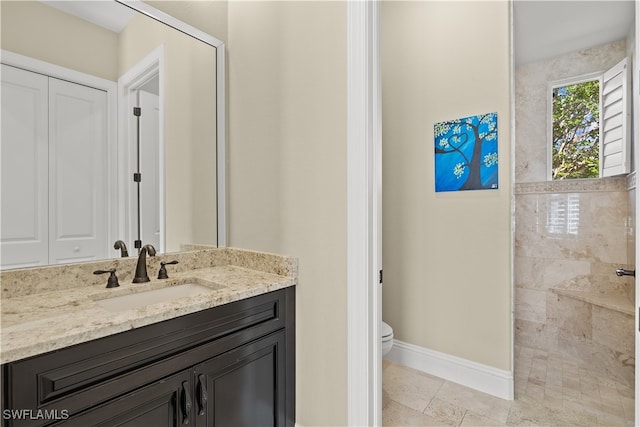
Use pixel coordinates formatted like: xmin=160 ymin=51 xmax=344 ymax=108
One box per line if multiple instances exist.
xmin=0 ymin=248 xmax=297 ymax=364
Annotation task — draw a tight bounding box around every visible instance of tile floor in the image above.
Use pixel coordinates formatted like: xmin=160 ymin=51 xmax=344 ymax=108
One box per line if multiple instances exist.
xmin=382 ymin=346 xmax=634 ymax=426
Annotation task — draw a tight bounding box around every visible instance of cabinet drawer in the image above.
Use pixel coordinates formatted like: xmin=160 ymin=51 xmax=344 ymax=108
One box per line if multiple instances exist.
xmin=2 ymin=289 xmax=288 ymax=427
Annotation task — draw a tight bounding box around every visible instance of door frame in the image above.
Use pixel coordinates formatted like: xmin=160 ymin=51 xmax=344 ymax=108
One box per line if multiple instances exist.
xmin=117 ymin=46 xmax=165 ymax=253
xmin=634 ymin=1 xmax=639 ymax=423
xmin=0 ymin=49 xmax=118 ymax=254
xmin=347 ymin=1 xmax=382 ymax=424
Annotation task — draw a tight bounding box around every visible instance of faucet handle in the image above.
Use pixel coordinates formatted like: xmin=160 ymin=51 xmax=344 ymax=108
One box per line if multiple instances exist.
xmin=94 ymin=269 xmax=120 ymax=288
xmin=158 ymin=261 xmax=179 ymax=279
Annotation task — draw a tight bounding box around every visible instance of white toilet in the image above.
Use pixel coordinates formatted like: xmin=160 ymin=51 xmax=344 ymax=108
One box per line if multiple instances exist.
xmin=381 ymin=321 xmax=394 ymax=356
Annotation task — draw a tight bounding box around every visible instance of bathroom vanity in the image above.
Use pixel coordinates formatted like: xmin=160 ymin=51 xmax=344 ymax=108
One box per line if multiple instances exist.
xmin=0 ymin=248 xmax=296 ymax=427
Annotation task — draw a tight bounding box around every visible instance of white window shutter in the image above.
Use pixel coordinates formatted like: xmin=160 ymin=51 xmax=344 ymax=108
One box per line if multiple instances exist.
xmin=600 ymin=57 xmax=630 ymax=177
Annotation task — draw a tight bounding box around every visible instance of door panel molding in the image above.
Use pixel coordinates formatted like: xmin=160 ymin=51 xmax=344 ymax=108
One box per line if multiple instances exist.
xmin=1 ymin=49 xmax=119 ymax=266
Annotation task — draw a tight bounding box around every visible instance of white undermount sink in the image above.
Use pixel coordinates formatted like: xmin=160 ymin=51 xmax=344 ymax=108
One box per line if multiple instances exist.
xmin=94 ymin=283 xmax=217 ymax=312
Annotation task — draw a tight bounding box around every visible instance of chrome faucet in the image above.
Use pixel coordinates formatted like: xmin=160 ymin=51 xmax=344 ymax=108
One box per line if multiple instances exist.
xmin=133 ymin=244 xmax=156 ymax=283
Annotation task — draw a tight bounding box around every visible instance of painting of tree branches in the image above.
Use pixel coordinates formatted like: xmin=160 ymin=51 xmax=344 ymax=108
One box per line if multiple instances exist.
xmin=434 ymin=112 xmax=498 ymax=192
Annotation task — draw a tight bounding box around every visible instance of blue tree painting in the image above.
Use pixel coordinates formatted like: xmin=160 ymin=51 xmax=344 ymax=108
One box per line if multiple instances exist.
xmin=434 ymin=112 xmax=498 ymax=192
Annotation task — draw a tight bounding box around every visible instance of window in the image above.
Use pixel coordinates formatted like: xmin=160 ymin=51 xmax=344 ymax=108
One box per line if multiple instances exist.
xmin=548 ymin=57 xmax=630 ymax=180
xmin=547 ymin=194 xmax=580 ymax=236
xmin=550 ymin=77 xmax=600 ymax=179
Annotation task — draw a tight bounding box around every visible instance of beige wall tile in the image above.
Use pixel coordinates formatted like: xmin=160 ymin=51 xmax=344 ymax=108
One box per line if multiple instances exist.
xmin=547 ymin=294 xmax=592 ymax=339
xmin=515 ymin=318 xmax=559 ymax=352
xmin=515 ymin=287 xmax=547 ymax=322
xmin=592 ymin=306 xmax=634 ymax=354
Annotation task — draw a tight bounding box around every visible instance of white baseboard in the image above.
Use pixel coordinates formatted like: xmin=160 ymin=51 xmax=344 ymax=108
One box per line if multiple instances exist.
xmin=385 ymin=339 xmax=514 ymax=401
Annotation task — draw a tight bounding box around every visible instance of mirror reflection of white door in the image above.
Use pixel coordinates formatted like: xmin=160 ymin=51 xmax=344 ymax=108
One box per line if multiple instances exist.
xmin=1 ymin=65 xmax=48 ymax=268
xmin=49 ymin=78 xmax=108 ymax=264
xmin=118 ymin=48 xmax=164 ymax=254
xmin=138 ymin=89 xmax=160 ymax=250
xmin=1 ymin=64 xmax=109 ymax=268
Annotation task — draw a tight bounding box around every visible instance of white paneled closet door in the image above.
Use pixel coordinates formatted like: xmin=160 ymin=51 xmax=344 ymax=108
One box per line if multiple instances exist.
xmin=1 ymin=64 xmax=49 ymax=268
xmin=48 ymin=78 xmax=108 ymax=264
xmin=1 ymin=65 xmax=109 ymax=268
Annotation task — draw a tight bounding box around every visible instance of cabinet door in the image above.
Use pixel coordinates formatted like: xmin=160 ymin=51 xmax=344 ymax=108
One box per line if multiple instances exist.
xmin=57 ymin=370 xmax=192 ymax=427
xmin=194 ymin=331 xmax=286 ymax=427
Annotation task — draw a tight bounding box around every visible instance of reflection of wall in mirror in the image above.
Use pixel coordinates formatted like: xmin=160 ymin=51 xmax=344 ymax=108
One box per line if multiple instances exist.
xmin=118 ymin=12 xmax=217 ymax=251
xmin=0 ymin=1 xmax=118 ymax=80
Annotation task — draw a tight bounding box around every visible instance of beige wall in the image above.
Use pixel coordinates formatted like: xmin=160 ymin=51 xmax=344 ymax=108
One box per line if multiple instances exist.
xmin=3 ymin=2 xmax=349 ymax=423
xmin=1 ymin=1 xmax=119 ymax=80
xmin=381 ymin=1 xmax=512 ymax=370
xmin=227 ymin=2 xmax=348 ymax=425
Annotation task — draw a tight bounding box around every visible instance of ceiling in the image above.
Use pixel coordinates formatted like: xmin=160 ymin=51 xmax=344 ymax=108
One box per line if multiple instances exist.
xmin=39 ymin=0 xmax=635 ymax=65
xmin=39 ymin=0 xmax=135 ymax=33
xmin=514 ymin=0 xmax=635 ymax=66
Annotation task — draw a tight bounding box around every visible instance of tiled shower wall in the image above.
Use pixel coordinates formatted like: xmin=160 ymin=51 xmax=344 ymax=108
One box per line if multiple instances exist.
xmin=514 ymin=178 xmax=635 ymax=386
xmin=514 ymin=38 xmax=635 ymax=386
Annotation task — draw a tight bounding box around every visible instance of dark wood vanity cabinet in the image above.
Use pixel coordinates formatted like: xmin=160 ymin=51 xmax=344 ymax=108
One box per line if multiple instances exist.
xmin=56 ymin=370 xmax=190 ymax=427
xmin=194 ymin=331 xmax=286 ymax=427
xmin=1 ymin=287 xmax=295 ymax=427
